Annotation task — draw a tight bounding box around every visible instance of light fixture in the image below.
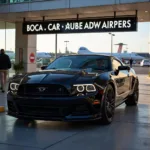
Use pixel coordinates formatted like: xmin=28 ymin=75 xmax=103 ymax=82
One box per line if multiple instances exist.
xmin=77 ymin=85 xmax=84 ymax=92
xmin=10 ymin=83 xmax=19 ymax=91
xmin=145 ymin=11 xmax=148 ymax=13
xmin=73 ymin=84 xmax=96 ymax=93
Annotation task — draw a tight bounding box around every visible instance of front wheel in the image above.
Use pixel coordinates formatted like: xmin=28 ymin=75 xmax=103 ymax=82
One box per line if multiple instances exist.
xmin=100 ymin=84 xmax=115 ymax=125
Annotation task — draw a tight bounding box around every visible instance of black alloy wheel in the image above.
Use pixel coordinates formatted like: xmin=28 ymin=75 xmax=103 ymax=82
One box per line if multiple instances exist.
xmin=100 ymin=84 xmax=115 ymax=125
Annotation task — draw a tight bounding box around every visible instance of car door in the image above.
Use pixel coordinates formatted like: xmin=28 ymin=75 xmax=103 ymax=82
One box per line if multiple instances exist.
xmin=111 ymin=58 xmax=130 ymax=100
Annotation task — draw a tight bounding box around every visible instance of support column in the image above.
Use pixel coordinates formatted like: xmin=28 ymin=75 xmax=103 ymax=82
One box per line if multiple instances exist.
xmin=15 ymin=22 xmax=37 ymax=73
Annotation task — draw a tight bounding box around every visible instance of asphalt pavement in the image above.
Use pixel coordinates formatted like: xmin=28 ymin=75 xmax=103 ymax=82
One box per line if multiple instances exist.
xmin=0 ymin=74 xmax=150 ymax=150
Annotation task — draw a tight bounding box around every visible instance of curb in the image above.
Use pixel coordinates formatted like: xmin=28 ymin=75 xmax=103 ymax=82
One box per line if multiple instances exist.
xmin=0 ymin=106 xmax=5 ymax=113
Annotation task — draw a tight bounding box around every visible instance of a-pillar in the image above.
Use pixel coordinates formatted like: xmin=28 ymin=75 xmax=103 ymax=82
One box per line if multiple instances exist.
xmin=15 ymin=22 xmax=37 ymax=73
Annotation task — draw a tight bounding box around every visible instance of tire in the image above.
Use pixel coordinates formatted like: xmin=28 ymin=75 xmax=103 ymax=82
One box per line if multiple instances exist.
xmin=100 ymin=84 xmax=115 ymax=125
xmin=125 ymin=79 xmax=139 ymax=106
xmin=15 ymin=118 xmax=36 ymax=127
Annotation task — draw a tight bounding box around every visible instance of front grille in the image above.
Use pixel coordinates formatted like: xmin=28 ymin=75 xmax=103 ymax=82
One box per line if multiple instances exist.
xmin=17 ymin=84 xmax=69 ymax=97
xmin=72 ymin=105 xmax=90 ymax=116
xmin=17 ymin=104 xmax=90 ymax=117
xmin=18 ymin=104 xmax=71 ymax=117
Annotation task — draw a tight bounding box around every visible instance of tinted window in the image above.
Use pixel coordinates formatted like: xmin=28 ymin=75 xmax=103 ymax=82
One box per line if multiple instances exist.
xmin=112 ymin=59 xmax=122 ymax=70
xmin=46 ymin=55 xmax=111 ymax=71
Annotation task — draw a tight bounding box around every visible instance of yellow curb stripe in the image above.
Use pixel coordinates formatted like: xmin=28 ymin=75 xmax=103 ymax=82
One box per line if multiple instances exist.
xmin=0 ymin=106 xmax=5 ymax=112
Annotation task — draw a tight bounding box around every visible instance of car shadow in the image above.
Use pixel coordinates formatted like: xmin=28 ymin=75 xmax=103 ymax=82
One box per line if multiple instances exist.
xmin=13 ymin=118 xmax=101 ymax=131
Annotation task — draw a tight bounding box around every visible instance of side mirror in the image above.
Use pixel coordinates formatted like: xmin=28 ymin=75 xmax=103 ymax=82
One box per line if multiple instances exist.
xmin=41 ymin=65 xmax=47 ymax=70
xmin=118 ymin=66 xmax=130 ymax=71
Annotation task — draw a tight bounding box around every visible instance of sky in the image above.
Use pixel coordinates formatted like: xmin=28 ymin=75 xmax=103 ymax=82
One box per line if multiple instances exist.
xmin=0 ymin=22 xmax=150 ymax=54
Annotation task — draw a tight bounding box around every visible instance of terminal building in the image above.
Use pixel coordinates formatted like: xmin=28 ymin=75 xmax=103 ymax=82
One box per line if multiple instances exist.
xmin=0 ymin=0 xmax=150 ymax=76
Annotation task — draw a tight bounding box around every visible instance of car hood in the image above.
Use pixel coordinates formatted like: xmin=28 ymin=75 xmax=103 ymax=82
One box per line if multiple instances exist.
xmin=20 ymin=70 xmax=99 ymax=85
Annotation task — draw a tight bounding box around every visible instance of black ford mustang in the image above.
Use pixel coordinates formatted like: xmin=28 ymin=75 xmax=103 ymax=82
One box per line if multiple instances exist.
xmin=7 ymin=55 xmax=139 ymax=124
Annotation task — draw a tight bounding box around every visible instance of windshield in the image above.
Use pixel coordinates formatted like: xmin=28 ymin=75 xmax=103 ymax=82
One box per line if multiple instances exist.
xmin=46 ymin=55 xmax=111 ymax=71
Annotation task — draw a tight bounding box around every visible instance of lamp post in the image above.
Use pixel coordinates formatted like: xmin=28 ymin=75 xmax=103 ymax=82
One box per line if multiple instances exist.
xmin=64 ymin=41 xmax=69 ymax=54
xmin=109 ymin=33 xmax=115 ymax=56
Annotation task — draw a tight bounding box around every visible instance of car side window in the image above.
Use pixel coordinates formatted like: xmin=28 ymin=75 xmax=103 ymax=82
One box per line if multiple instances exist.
xmin=112 ymin=59 xmax=122 ymax=70
xmin=82 ymin=59 xmax=109 ymax=70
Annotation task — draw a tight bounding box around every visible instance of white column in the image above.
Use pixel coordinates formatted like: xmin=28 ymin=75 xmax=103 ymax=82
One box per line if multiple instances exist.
xmin=15 ymin=22 xmax=37 ymax=73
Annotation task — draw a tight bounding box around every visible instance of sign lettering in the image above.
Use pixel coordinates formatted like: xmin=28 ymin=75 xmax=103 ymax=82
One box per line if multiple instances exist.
xmin=22 ymin=17 xmax=137 ymax=34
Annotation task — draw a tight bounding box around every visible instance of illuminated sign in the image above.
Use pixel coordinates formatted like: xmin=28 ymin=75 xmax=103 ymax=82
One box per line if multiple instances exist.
xmin=22 ymin=17 xmax=137 ymax=34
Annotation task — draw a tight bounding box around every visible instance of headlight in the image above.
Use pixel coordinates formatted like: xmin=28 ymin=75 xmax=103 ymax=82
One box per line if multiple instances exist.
xmin=10 ymin=83 xmax=19 ymax=91
xmin=73 ymin=84 xmax=96 ymax=92
xmin=86 ymin=84 xmax=96 ymax=92
xmin=77 ymin=85 xmax=84 ymax=92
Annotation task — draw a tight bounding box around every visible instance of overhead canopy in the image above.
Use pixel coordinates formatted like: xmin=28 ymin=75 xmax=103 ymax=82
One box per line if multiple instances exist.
xmin=0 ymin=2 xmax=150 ymax=24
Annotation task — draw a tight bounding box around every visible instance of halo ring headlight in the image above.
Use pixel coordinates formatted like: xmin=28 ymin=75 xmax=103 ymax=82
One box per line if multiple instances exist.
xmin=10 ymin=83 xmax=19 ymax=91
xmin=73 ymin=84 xmax=96 ymax=93
xmin=77 ymin=85 xmax=84 ymax=92
xmin=86 ymin=84 xmax=96 ymax=92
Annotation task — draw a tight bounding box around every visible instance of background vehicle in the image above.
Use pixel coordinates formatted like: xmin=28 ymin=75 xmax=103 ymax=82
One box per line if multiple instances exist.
xmin=140 ymin=59 xmax=150 ymax=67
xmin=7 ymin=55 xmax=139 ymax=125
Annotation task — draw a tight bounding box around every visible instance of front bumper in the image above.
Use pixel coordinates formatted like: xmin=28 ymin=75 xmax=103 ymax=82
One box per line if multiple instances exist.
xmin=7 ymin=92 xmax=102 ymax=121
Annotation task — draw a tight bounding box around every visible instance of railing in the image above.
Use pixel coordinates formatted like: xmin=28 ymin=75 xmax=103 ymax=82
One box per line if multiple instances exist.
xmin=0 ymin=0 xmax=32 ymax=4
xmin=0 ymin=0 xmax=7 ymax=4
xmin=0 ymin=0 xmax=58 ymax=4
xmin=0 ymin=0 xmax=149 ymax=5
xmin=0 ymin=0 xmax=149 ymax=7
xmin=0 ymin=0 xmax=45 ymax=4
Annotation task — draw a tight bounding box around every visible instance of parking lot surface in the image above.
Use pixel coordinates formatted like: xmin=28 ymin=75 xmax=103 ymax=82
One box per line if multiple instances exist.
xmin=0 ymin=74 xmax=150 ymax=150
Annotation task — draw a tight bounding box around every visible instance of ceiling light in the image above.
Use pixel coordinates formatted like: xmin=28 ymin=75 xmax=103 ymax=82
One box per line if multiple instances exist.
xmin=140 ymin=19 xmax=143 ymax=21
xmin=145 ymin=11 xmax=148 ymax=13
